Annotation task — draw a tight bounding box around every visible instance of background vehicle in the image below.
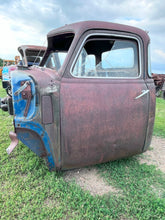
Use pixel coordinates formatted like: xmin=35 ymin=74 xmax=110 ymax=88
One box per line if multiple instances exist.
xmin=152 ymin=73 xmax=165 ymax=98
xmin=0 ymin=67 xmax=2 ymax=78
xmin=0 ymin=59 xmax=17 ymax=78
xmin=2 ymin=45 xmax=46 ymax=95
xmin=0 ymin=21 xmax=164 ymax=170
xmin=18 ymin=45 xmax=46 ymax=67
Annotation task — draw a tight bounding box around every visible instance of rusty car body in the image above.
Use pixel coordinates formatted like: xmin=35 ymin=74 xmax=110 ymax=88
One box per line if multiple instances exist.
xmin=17 ymin=45 xmax=46 ymax=67
xmin=152 ymin=73 xmax=165 ymax=98
xmin=0 ymin=21 xmax=158 ymax=170
xmin=2 ymin=45 xmax=46 ymax=99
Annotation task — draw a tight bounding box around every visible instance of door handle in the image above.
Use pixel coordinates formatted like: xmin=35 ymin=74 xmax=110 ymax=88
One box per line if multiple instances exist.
xmin=135 ymin=90 xmax=149 ymax=100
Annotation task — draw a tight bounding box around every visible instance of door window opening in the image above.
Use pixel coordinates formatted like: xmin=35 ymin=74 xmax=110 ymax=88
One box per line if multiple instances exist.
xmin=72 ymin=36 xmax=139 ymax=78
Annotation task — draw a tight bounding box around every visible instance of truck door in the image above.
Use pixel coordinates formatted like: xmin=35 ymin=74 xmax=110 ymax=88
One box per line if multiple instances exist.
xmin=60 ymin=33 xmax=149 ymax=169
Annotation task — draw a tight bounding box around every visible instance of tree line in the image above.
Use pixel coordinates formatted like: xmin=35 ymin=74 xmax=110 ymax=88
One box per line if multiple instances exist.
xmin=0 ymin=58 xmax=3 ymax=66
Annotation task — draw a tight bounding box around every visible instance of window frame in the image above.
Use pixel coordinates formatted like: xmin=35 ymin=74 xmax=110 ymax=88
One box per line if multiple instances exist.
xmin=44 ymin=51 xmax=68 ymax=71
xmin=147 ymin=43 xmax=152 ymax=77
xmin=70 ymin=33 xmax=142 ymax=79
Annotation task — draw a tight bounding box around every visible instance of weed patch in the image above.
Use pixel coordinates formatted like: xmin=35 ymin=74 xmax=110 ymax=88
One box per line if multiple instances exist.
xmin=97 ymin=158 xmax=165 ymax=219
xmin=154 ymin=98 xmax=165 ymax=138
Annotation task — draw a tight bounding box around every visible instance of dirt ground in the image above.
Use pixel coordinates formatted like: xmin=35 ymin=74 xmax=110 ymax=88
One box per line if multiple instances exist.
xmin=64 ymin=136 xmax=165 ymax=196
xmin=64 ymin=167 xmax=121 ymax=196
xmin=138 ymin=136 xmax=165 ymax=173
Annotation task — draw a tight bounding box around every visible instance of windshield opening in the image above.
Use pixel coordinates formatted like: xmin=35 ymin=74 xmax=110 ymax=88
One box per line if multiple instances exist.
xmin=44 ymin=33 xmax=74 ymax=71
xmin=44 ymin=52 xmax=67 ymax=70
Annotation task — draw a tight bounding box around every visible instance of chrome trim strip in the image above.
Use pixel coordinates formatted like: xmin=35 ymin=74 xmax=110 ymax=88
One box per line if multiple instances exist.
xmin=135 ymin=90 xmax=149 ymax=99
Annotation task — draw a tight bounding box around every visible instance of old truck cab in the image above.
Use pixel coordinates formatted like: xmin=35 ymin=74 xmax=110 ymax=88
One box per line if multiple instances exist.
xmin=0 ymin=21 xmax=156 ymax=170
xmin=1 ymin=45 xmax=46 ymax=112
xmin=2 ymin=45 xmax=46 ymax=88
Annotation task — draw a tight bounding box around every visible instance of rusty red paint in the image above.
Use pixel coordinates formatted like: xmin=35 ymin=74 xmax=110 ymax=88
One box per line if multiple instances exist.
xmin=152 ymin=73 xmax=165 ymax=87
xmin=152 ymin=73 xmax=165 ymax=98
xmin=6 ymin=131 xmax=19 ymax=155
xmin=1 ymin=21 xmax=159 ymax=170
xmin=60 ymin=78 xmax=149 ymax=168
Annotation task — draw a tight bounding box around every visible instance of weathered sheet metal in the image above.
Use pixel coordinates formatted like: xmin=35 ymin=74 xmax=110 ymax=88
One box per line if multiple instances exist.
xmin=0 ymin=21 xmax=158 ymax=170
xmin=143 ymin=79 xmax=156 ymax=151
xmin=18 ymin=45 xmax=46 ymax=67
xmin=152 ymin=73 xmax=165 ymax=87
xmin=6 ymin=131 xmax=19 ymax=155
xmin=60 ymin=78 xmax=149 ymax=169
xmin=152 ymin=73 xmax=165 ymax=98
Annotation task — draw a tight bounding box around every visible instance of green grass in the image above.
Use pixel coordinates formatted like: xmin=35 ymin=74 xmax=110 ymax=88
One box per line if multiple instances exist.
xmin=0 ymin=80 xmax=165 ymax=219
xmin=154 ymin=98 xmax=165 ymax=138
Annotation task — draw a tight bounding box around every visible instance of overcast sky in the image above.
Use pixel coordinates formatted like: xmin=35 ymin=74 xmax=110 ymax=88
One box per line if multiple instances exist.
xmin=0 ymin=0 xmax=164 ymax=73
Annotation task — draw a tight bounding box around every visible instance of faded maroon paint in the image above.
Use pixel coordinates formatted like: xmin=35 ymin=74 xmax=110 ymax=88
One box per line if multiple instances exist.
xmin=47 ymin=21 xmax=149 ymax=42
xmin=143 ymin=79 xmax=156 ymax=151
xmin=1 ymin=21 xmax=157 ymax=170
xmin=41 ymin=21 xmax=150 ymax=75
xmin=21 ymin=22 xmax=155 ymax=169
xmin=60 ymin=78 xmax=149 ymax=169
xmin=18 ymin=45 xmax=46 ymax=52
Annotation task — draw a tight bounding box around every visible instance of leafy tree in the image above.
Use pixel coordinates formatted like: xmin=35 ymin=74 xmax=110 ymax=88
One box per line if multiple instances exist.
xmin=0 ymin=58 xmax=3 ymax=67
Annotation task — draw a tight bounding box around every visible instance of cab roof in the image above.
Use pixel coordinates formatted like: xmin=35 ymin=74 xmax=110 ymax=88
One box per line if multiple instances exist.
xmin=47 ymin=20 xmax=149 ymax=42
